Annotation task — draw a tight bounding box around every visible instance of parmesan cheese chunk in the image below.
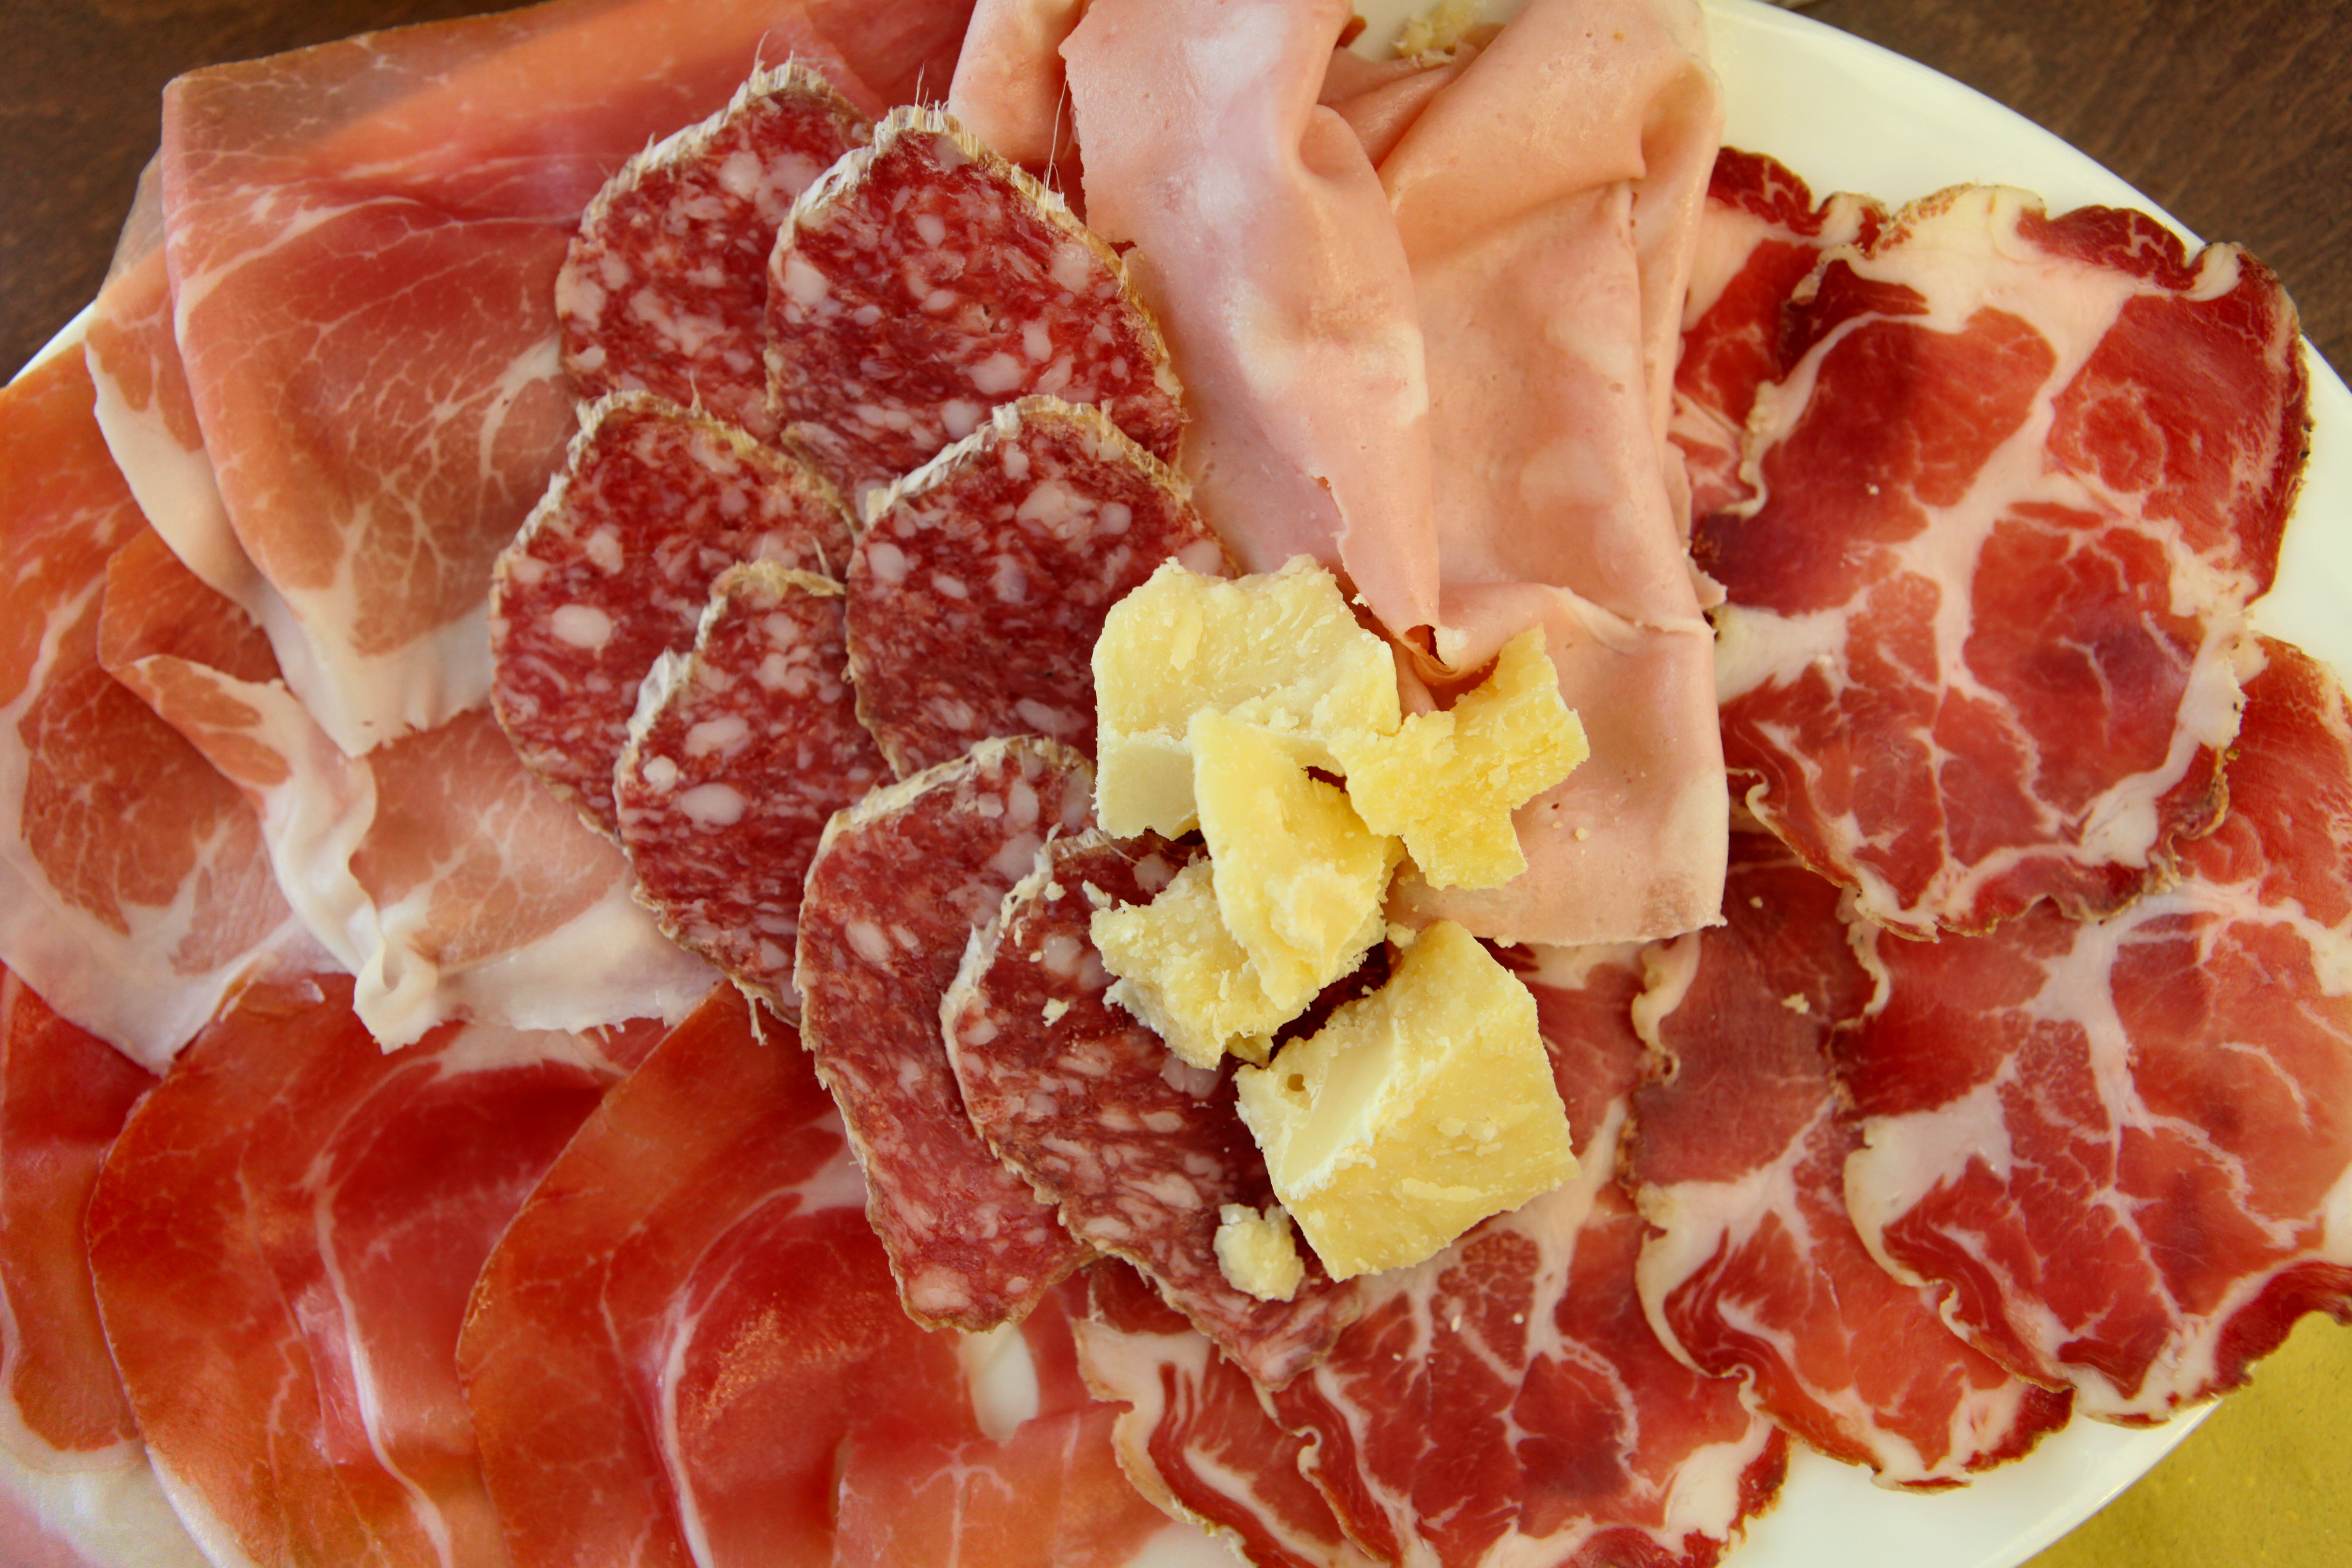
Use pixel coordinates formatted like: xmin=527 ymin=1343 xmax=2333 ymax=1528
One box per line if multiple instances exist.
xmin=1335 ymin=629 xmax=1589 ymax=889
xmin=1233 ymin=921 xmax=1575 ymax=1281
xmin=1092 ymin=557 xmax=1401 ymax=836
xmin=1092 ymin=859 xmax=1282 ymax=1069
xmin=1191 ymin=710 xmax=1399 ymax=1014
xmin=1213 ymin=1203 xmax=1305 ymax=1302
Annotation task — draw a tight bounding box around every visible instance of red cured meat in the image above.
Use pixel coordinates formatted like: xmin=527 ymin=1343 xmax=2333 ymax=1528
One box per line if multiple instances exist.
xmin=1628 ymin=835 xmax=2071 ymax=1487
xmin=1700 ymin=187 xmax=2307 ymax=935
xmin=767 ymin=105 xmax=1183 ymax=507
xmin=491 ymin=392 xmax=855 ymax=837
xmin=559 ymin=64 xmax=873 ymax=442
xmin=1075 ymin=1264 xmax=1373 ymax=1568
xmin=1835 ymin=638 xmax=2352 ymax=1422
xmin=1670 ymin=149 xmax=1884 ymax=520
xmin=795 ymin=737 xmax=1095 ymax=1330
xmin=84 ymin=974 xmax=647 ymax=1568
xmin=615 ymin=562 xmax=888 ymax=1014
xmin=851 ymin=397 xmax=1228 ymax=775
xmin=943 ymin=831 xmax=1358 ymax=1389
xmin=1263 ymin=949 xmax=1787 ymax=1568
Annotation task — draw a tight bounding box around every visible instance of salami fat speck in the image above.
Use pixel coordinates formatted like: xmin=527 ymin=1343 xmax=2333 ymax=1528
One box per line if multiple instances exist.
xmin=851 ymin=396 xmax=1228 ymax=776
xmin=945 ymin=830 xmax=1358 ymax=1389
xmin=615 ymin=563 xmax=888 ymax=1014
xmin=767 ymin=105 xmax=1185 ymax=506
xmin=558 ymin=64 xmax=872 ymax=441
xmin=489 ymin=393 xmax=853 ymax=836
xmin=795 ymin=737 xmax=1095 ymax=1330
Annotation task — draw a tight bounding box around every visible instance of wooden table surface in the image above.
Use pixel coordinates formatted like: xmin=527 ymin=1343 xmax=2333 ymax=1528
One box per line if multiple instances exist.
xmin=0 ymin=2 xmax=2344 ymax=1566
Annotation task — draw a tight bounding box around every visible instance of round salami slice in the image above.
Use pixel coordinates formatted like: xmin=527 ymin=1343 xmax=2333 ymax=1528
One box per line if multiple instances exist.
xmin=490 ymin=392 xmax=854 ymax=837
xmin=850 ymin=396 xmax=1228 ymax=776
xmin=766 ymin=105 xmax=1184 ymax=508
xmin=944 ymin=830 xmax=1359 ymax=1389
xmin=615 ymin=563 xmax=888 ymax=1016
xmin=795 ymin=736 xmax=1095 ymax=1331
xmin=558 ymin=64 xmax=872 ymax=442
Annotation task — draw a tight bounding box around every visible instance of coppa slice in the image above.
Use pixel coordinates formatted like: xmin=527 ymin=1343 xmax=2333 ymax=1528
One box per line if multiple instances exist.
xmin=491 ymin=392 xmax=855 ymax=838
xmin=559 ymin=63 xmax=872 ymax=441
xmin=944 ymin=831 xmax=1359 ymax=1389
xmin=1702 ymin=189 xmax=2307 ymax=935
xmin=850 ymin=396 xmax=1227 ymax=776
xmin=617 ymin=562 xmax=888 ymax=1014
xmin=1629 ymin=835 xmax=2072 ymax=1487
xmin=767 ymin=104 xmax=1183 ymax=507
xmin=1836 ymin=638 xmax=2352 ymax=1423
xmin=795 ymin=737 xmax=1095 ymax=1330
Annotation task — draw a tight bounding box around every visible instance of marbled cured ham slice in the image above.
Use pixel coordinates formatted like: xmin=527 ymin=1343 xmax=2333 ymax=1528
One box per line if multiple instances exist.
xmin=1836 ymin=638 xmax=2352 ymax=1423
xmin=1262 ymin=946 xmax=1787 ymax=1568
xmin=100 ymin=530 xmax=715 ymax=1049
xmin=944 ymin=831 xmax=1358 ymax=1389
xmin=558 ymin=64 xmax=872 ymax=442
xmin=490 ymin=392 xmax=855 ymax=838
xmin=1671 ymin=149 xmax=1885 ymax=521
xmin=0 ymin=346 xmax=307 ymax=1068
xmin=767 ymin=104 xmax=1183 ymax=510
xmin=850 ymin=397 xmax=1227 ymax=775
xmin=1700 ymin=189 xmax=2308 ymax=935
xmin=84 ymin=974 xmax=653 ymax=1568
xmin=795 ymin=737 xmax=1095 ymax=1330
xmin=155 ymin=0 xmax=973 ymax=755
xmin=616 ymin=563 xmax=889 ymax=1014
xmin=1629 ymin=836 xmax=2072 ymax=1486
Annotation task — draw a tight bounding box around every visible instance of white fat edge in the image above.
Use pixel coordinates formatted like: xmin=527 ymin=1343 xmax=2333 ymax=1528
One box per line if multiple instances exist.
xmin=357 ymin=868 xmax=716 ymax=1051
xmin=1628 ymin=1114 xmax=1816 ymax=1374
xmin=1842 ymin=1073 xmax=2016 ymax=1288
xmin=144 ymin=1450 xmax=266 ymax=1568
xmin=956 ymin=1322 xmax=1042 ymax=1440
xmin=0 ymin=1441 xmax=220 ymax=1568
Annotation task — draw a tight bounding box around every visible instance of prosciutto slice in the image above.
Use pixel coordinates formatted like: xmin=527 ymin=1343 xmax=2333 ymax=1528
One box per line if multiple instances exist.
xmin=84 ymin=974 xmax=651 ymax=1568
xmin=1701 ymin=189 xmax=2307 ymax=935
xmin=1629 ymin=836 xmax=2072 ymax=1486
xmin=154 ymin=0 xmax=972 ymax=755
xmin=0 ymin=345 xmax=308 ymax=1068
xmin=1835 ymin=637 xmax=2352 ymax=1423
xmin=1262 ymin=946 xmax=1787 ymax=1568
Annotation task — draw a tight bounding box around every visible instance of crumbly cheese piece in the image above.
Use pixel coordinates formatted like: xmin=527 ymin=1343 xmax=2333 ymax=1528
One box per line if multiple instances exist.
xmin=1335 ymin=629 xmax=1588 ymax=889
xmin=1213 ymin=1203 xmax=1306 ymax=1302
xmin=1191 ymin=710 xmax=1399 ymax=1014
xmin=1092 ymin=859 xmax=1283 ymax=1069
xmin=1233 ymin=921 xmax=1576 ymax=1281
xmin=1092 ymin=557 xmax=1401 ymax=836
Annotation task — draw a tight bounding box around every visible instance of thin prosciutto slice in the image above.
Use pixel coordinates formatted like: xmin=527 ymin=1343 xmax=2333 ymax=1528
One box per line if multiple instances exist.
xmin=1262 ymin=947 xmax=1787 ymax=1568
xmin=0 ymin=345 xmax=309 ymax=1068
xmin=99 ymin=529 xmax=715 ymax=1048
xmin=154 ymin=0 xmax=973 ymax=755
xmin=1838 ymin=638 xmax=2352 ymax=1422
xmin=1701 ymin=188 xmax=2307 ymax=935
xmin=1629 ymin=836 xmax=2071 ymax=1486
xmin=84 ymin=974 xmax=653 ymax=1568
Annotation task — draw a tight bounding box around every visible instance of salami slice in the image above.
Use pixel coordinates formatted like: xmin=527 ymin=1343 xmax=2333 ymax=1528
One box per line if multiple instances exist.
xmin=851 ymin=396 xmax=1228 ymax=775
xmin=615 ymin=563 xmax=888 ymax=1015
xmin=558 ymin=64 xmax=872 ymax=442
xmin=489 ymin=393 xmax=853 ymax=836
xmin=766 ymin=105 xmax=1184 ymax=506
xmin=795 ymin=736 xmax=1095 ymax=1330
xmin=944 ymin=830 xmax=1358 ymax=1389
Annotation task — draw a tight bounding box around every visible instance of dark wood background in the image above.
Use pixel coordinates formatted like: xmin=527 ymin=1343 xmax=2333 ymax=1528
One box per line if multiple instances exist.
xmin=2 ymin=0 xmax=2345 ymax=381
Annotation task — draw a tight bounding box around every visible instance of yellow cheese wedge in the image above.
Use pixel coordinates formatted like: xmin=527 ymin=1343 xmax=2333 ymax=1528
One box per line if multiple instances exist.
xmin=1092 ymin=859 xmax=1283 ymax=1070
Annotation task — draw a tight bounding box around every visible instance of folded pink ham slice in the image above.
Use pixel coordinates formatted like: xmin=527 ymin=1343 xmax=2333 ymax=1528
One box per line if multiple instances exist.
xmin=1629 ymin=835 xmax=2072 ymax=1486
xmin=1701 ymin=189 xmax=2307 ymax=935
xmin=1835 ymin=638 xmax=2352 ymax=1423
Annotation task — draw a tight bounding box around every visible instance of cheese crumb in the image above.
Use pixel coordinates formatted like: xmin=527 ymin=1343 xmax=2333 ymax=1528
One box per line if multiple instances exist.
xmin=1092 ymin=557 xmax=1401 ymax=836
xmin=1213 ymin=1203 xmax=1305 ymax=1301
xmin=1093 ymin=860 xmax=1284 ymax=1069
xmin=1233 ymin=922 xmax=1575 ymax=1280
xmin=1335 ymin=629 xmax=1588 ymax=889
